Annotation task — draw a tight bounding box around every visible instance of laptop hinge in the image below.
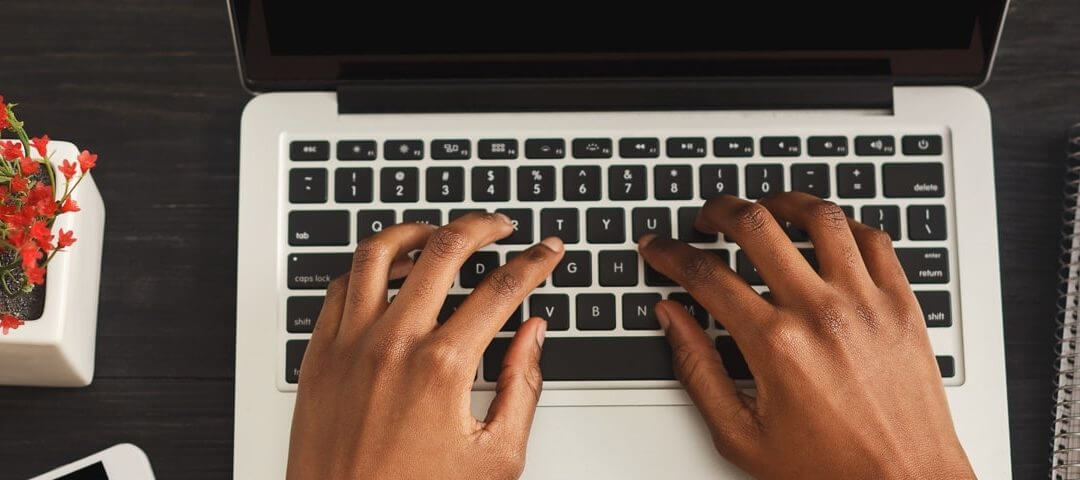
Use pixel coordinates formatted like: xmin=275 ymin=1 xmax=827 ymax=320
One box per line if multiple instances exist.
xmin=337 ymin=76 xmax=893 ymax=114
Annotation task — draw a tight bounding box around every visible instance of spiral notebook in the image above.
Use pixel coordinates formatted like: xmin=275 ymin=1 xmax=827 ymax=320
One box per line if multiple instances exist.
xmin=1053 ymin=125 xmax=1080 ymax=478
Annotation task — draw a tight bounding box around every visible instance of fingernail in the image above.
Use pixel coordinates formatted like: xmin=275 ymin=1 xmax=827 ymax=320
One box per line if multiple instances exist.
xmin=655 ymin=303 xmax=671 ymax=330
xmin=540 ymin=236 xmax=564 ymax=253
xmin=535 ymin=319 xmax=547 ymax=348
xmin=638 ymin=233 xmax=657 ymax=248
xmin=495 ymin=212 xmax=513 ymax=225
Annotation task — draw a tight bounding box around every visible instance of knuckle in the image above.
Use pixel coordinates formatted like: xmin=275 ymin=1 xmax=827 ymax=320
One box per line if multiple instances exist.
xmin=419 ymin=341 xmax=467 ymax=374
xmin=484 ymin=268 xmax=524 ymax=297
xmin=805 ymin=301 xmax=849 ymax=336
xmin=326 ymin=274 xmax=349 ymax=296
xmin=426 ymin=226 xmax=471 ymax=260
xmin=680 ymin=253 xmax=725 ymax=287
xmin=731 ymin=202 xmax=772 ymax=237
xmin=806 ymin=201 xmax=848 ymax=231
xmin=352 ymin=238 xmax=392 ymax=270
xmin=761 ymin=320 xmax=807 ymax=353
xmin=364 ymin=335 xmax=410 ymax=369
xmin=861 ymin=227 xmax=895 ymax=249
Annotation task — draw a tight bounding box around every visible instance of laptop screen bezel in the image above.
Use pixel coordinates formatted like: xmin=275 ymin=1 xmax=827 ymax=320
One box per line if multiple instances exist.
xmin=227 ymin=0 xmax=1009 ymax=92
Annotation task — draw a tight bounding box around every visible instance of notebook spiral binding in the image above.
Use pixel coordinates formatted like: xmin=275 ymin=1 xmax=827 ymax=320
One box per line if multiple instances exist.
xmin=1053 ymin=125 xmax=1080 ymax=479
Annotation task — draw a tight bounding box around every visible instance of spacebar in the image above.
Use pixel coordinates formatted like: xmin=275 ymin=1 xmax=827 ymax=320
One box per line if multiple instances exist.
xmin=483 ymin=337 xmax=674 ymax=382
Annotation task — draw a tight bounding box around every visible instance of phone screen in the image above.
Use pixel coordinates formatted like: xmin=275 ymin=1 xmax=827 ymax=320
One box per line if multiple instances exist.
xmin=56 ymin=462 xmax=107 ymax=480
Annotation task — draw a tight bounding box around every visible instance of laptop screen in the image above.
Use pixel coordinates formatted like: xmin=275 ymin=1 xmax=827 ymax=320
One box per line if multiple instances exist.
xmin=230 ymin=1 xmax=1008 ymax=90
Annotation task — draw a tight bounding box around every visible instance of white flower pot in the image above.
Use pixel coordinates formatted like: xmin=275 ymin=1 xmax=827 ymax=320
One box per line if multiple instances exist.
xmin=0 ymin=141 xmax=105 ymax=387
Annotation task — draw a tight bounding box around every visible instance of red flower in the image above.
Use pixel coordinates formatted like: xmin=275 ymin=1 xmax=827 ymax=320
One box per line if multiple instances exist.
xmin=30 ymin=220 xmax=52 ymax=249
xmin=77 ymin=150 xmax=97 ymax=172
xmin=60 ymin=197 xmax=80 ymax=213
xmin=9 ymin=174 xmax=28 ymax=193
xmin=24 ymin=264 xmax=45 ymax=285
xmin=0 ymin=95 xmax=8 ymax=131
xmin=30 ymin=135 xmax=48 ymax=158
xmin=59 ymin=159 xmax=76 ymax=180
xmin=19 ymin=240 xmax=41 ymax=269
xmin=56 ymin=229 xmax=76 ymax=249
xmin=19 ymin=154 xmax=40 ymax=175
xmin=1 ymin=314 xmax=24 ymax=335
xmin=35 ymin=196 xmax=57 ymax=217
xmin=28 ymin=183 xmax=52 ymax=204
xmin=1 ymin=140 xmax=21 ymax=160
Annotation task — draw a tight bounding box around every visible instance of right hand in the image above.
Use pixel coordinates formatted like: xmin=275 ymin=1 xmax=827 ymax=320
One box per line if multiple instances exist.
xmin=639 ymin=192 xmax=974 ymax=479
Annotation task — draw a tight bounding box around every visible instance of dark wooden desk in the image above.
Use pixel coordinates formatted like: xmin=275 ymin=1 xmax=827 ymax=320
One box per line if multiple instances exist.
xmin=0 ymin=1 xmax=1075 ymax=478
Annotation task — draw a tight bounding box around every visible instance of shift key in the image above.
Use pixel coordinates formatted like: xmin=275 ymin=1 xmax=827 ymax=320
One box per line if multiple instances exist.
xmin=895 ymin=248 xmax=949 ymax=284
xmin=287 ymin=253 xmax=352 ymax=289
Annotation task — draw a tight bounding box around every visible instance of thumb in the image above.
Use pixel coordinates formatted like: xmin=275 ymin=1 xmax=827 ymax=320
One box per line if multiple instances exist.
xmin=484 ymin=316 xmax=546 ymax=442
xmin=656 ymin=300 xmax=759 ymax=458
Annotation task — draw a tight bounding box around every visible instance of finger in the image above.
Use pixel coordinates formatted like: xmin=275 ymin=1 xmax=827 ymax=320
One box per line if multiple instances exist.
xmin=756 ymin=192 xmax=874 ymax=288
xmin=847 ymin=219 xmax=911 ymax=294
xmin=694 ymin=195 xmax=823 ymax=301
xmin=340 ymin=223 xmax=437 ymax=336
xmin=484 ymin=317 xmax=546 ymax=444
xmin=638 ymin=235 xmax=771 ymax=339
xmin=309 ymin=273 xmax=349 ymax=343
xmin=655 ymin=301 xmax=759 ymax=458
xmin=437 ymin=237 xmax=564 ymax=362
xmin=386 ymin=211 xmax=515 ymax=333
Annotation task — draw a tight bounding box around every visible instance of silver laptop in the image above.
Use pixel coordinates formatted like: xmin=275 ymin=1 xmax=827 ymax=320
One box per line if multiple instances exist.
xmin=229 ymin=2 xmax=1013 ymax=478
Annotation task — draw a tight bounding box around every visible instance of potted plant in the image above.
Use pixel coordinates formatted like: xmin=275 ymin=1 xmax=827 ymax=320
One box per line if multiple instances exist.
xmin=0 ymin=95 xmax=105 ymax=387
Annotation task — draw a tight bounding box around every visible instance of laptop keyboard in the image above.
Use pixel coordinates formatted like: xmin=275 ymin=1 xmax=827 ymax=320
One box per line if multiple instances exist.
xmin=280 ymin=131 xmax=961 ymax=389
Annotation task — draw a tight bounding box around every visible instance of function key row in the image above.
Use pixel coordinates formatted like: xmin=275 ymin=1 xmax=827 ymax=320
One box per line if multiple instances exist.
xmin=289 ymin=135 xmax=944 ymax=161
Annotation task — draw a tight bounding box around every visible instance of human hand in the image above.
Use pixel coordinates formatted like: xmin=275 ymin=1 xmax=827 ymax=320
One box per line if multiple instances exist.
xmin=639 ymin=192 xmax=974 ymax=479
xmin=285 ymin=212 xmax=564 ymax=480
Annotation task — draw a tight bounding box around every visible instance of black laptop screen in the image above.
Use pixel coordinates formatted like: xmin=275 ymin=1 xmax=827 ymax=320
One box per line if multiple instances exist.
xmin=231 ymin=1 xmax=1007 ymax=89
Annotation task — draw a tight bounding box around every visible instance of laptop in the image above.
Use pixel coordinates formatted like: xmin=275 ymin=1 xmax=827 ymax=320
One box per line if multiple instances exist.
xmin=229 ymin=2 xmax=1013 ymax=478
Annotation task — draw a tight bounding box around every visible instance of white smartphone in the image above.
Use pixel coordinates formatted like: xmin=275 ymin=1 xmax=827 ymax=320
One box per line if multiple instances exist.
xmin=29 ymin=444 xmax=155 ymax=480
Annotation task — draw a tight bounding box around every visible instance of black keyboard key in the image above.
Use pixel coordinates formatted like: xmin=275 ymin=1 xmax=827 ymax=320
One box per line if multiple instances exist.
xmin=854 ymin=135 xmax=896 ymax=156
xmin=502 ymin=304 xmax=524 ymax=332
xmin=609 ymin=165 xmax=647 ymax=201
xmin=290 ymin=141 xmax=330 ymax=161
xmin=836 ymin=163 xmax=876 ymax=198
xmin=760 ymin=136 xmax=800 ymax=156
xmin=553 ymin=251 xmax=591 ymax=287
xmin=572 ymin=138 xmax=613 ymax=158
xmin=286 ymin=297 xmax=324 ymax=333
xmin=882 ymin=163 xmax=945 ymax=198
xmin=667 ymin=137 xmax=707 ymax=158
xmin=384 ymin=140 xmax=424 ymax=160
xmin=715 ymin=336 xmax=752 ymax=380
xmin=484 ymin=336 xmax=673 ymax=381
xmin=403 ymin=209 xmax=441 ymax=226
xmin=699 ymin=165 xmax=738 ymax=199
xmin=478 ymin=139 xmax=518 ymax=159
xmin=563 ymin=166 xmax=602 ymax=201
xmin=449 ymin=209 xmax=485 ymax=222
xmin=668 ymin=292 xmax=708 ymax=329
xmin=654 ymin=165 xmax=693 ymax=200
xmin=598 ymin=250 xmax=639 ymax=287
xmin=335 ymin=168 xmax=374 ymax=203
xmin=529 ymin=294 xmax=570 ymax=331
xmin=745 ymin=164 xmax=783 ymax=199
xmin=840 ymin=205 xmax=855 ymax=218
xmin=288 ymin=211 xmax=349 ymax=246
xmin=914 ymin=291 xmax=951 ymax=327
xmin=807 ymin=136 xmax=849 ymax=156
xmin=337 ymin=140 xmax=377 ymax=160
xmin=907 ymin=205 xmax=947 ymax=240
xmin=540 ymin=208 xmax=580 ymax=244
xmin=286 ymin=340 xmax=308 ymax=384
xmin=431 ymin=139 xmax=471 ymax=160
xmin=357 ymin=210 xmax=395 ymax=241
xmin=644 ymin=262 xmax=677 ymax=286
xmin=632 ymin=207 xmax=671 ymax=242
xmin=902 ymin=135 xmax=943 ymax=156
xmin=495 ymin=209 xmax=533 ymax=245
xmin=790 ymin=163 xmax=830 ymax=198
xmin=380 ymin=167 xmax=419 ymax=202
xmin=860 ymin=206 xmax=901 ymax=240
xmin=713 ymin=137 xmax=753 ymax=157
xmin=461 ymin=251 xmax=500 ymax=288
xmin=576 ymin=294 xmax=617 ymax=330
xmin=678 ymin=207 xmax=718 ymax=243
xmin=936 ymin=356 xmax=955 ymax=378
xmin=518 ymin=166 xmax=556 ymax=201
xmin=586 ymin=208 xmax=626 ymax=244
xmin=289 ymin=168 xmax=327 ymax=204
xmin=735 ymin=250 xmax=763 ymax=286
xmin=623 ymin=293 xmax=663 ymax=330
xmin=437 ymin=294 xmax=467 ymax=324
xmin=287 ymin=253 xmax=352 ymax=289
xmin=472 ymin=166 xmax=511 ymax=202
xmin=895 ymin=248 xmax=949 ymax=284
xmin=785 ymin=222 xmax=809 ymax=242
xmin=799 ymin=248 xmax=820 ymax=271
xmin=525 ymin=138 xmax=566 ymax=159
xmin=619 ymin=137 xmax=660 ymax=158
xmin=425 ymin=167 xmax=465 ymax=202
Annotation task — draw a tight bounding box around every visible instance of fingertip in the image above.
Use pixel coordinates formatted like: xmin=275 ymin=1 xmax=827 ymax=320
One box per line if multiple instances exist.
xmin=539 ymin=236 xmax=564 ymax=253
xmin=533 ymin=317 xmax=547 ymax=348
xmin=638 ymin=233 xmax=657 ymax=249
